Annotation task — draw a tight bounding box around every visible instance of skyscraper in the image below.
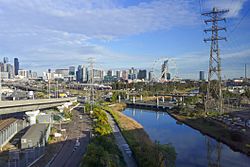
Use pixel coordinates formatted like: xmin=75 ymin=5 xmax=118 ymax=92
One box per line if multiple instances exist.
xmin=69 ymin=66 xmax=75 ymax=76
xmin=161 ymin=60 xmax=169 ymax=80
xmin=148 ymin=71 xmax=153 ymax=81
xmin=76 ymin=65 xmax=88 ymax=83
xmin=137 ymin=70 xmax=147 ymax=80
xmin=76 ymin=65 xmax=83 ymax=82
xmin=199 ymin=71 xmax=205 ymax=81
xmin=3 ymin=57 xmax=8 ymax=64
xmin=14 ymin=58 xmax=19 ymax=76
xmin=107 ymin=70 xmax=113 ymax=77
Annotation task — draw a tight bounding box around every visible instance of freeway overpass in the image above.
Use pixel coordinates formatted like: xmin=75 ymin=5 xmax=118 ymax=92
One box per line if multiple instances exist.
xmin=0 ymin=97 xmax=77 ymax=115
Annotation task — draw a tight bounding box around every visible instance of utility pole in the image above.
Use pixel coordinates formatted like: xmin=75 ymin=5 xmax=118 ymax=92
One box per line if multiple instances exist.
xmin=245 ymin=64 xmax=247 ymax=80
xmin=202 ymin=7 xmax=229 ymax=113
xmin=88 ymin=57 xmax=95 ymax=112
xmin=56 ymin=80 xmax=59 ymax=98
xmin=0 ymin=66 xmax=1 ymax=101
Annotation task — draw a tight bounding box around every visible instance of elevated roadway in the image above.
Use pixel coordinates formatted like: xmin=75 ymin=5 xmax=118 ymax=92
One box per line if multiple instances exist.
xmin=0 ymin=97 xmax=76 ymax=115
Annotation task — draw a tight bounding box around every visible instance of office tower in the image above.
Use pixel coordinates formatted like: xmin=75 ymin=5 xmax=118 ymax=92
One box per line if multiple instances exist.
xmin=55 ymin=69 xmax=69 ymax=77
xmin=107 ymin=70 xmax=113 ymax=77
xmin=3 ymin=57 xmax=8 ymax=63
xmin=76 ymin=65 xmax=88 ymax=83
xmin=14 ymin=58 xmax=19 ymax=76
xmin=69 ymin=66 xmax=75 ymax=75
xmin=116 ymin=70 xmax=121 ymax=78
xmin=18 ymin=69 xmax=29 ymax=78
xmin=76 ymin=65 xmax=83 ymax=82
xmin=148 ymin=71 xmax=153 ymax=81
xmin=137 ymin=70 xmax=147 ymax=80
xmin=122 ymin=70 xmax=128 ymax=80
xmin=199 ymin=71 xmax=205 ymax=81
xmin=161 ymin=60 xmax=169 ymax=80
xmin=7 ymin=64 xmax=14 ymax=79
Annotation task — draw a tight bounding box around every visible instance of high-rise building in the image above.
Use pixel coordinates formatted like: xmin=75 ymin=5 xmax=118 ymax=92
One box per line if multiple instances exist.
xmin=107 ymin=70 xmax=113 ymax=77
xmin=161 ymin=60 xmax=169 ymax=80
xmin=7 ymin=64 xmax=14 ymax=79
xmin=199 ymin=71 xmax=205 ymax=81
xmin=121 ymin=70 xmax=128 ymax=80
xmin=116 ymin=70 xmax=121 ymax=78
xmin=3 ymin=57 xmax=8 ymax=64
xmin=0 ymin=62 xmax=4 ymax=72
xmin=14 ymin=58 xmax=19 ymax=76
xmin=18 ymin=69 xmax=29 ymax=78
xmin=69 ymin=66 xmax=75 ymax=75
xmin=137 ymin=70 xmax=147 ymax=80
xmin=76 ymin=65 xmax=88 ymax=83
xmin=55 ymin=69 xmax=69 ymax=77
xmin=148 ymin=71 xmax=154 ymax=81
xmin=76 ymin=65 xmax=83 ymax=82
xmin=93 ymin=69 xmax=104 ymax=82
xmin=128 ymin=73 xmax=136 ymax=80
xmin=68 ymin=66 xmax=75 ymax=81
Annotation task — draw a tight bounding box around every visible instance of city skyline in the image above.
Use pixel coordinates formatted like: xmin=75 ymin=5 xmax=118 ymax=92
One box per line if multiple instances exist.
xmin=0 ymin=0 xmax=249 ymax=79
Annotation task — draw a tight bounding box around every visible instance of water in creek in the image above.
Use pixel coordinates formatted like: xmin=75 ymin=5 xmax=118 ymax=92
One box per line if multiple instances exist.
xmin=123 ymin=108 xmax=250 ymax=167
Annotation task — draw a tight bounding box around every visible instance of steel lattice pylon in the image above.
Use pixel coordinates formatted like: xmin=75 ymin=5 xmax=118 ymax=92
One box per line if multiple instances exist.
xmin=202 ymin=7 xmax=229 ymax=113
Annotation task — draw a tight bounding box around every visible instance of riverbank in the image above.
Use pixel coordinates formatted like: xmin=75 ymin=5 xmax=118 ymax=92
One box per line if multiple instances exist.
xmin=81 ymin=105 xmax=126 ymax=167
xmin=104 ymin=103 xmax=176 ymax=167
xmin=168 ymin=109 xmax=250 ymax=156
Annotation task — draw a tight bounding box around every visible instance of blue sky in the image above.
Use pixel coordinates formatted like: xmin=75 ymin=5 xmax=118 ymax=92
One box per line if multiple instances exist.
xmin=0 ymin=0 xmax=249 ymax=79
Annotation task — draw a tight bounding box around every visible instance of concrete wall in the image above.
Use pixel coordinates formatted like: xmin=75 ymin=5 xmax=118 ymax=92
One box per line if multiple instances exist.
xmin=0 ymin=121 xmax=17 ymax=150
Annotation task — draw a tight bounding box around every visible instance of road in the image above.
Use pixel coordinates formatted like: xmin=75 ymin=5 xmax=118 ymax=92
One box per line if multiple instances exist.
xmin=48 ymin=105 xmax=92 ymax=167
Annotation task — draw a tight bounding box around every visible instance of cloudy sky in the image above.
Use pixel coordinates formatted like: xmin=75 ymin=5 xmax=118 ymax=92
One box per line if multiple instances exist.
xmin=0 ymin=0 xmax=249 ymax=79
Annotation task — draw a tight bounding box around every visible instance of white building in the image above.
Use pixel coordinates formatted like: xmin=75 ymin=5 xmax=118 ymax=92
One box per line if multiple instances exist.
xmin=18 ymin=69 xmax=29 ymax=79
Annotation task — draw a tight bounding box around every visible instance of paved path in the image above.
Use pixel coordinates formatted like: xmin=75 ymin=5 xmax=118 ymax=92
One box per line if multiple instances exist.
xmin=105 ymin=111 xmax=137 ymax=167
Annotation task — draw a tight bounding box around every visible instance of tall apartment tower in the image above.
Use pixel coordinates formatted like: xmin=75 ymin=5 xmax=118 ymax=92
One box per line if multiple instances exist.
xmin=14 ymin=58 xmax=19 ymax=76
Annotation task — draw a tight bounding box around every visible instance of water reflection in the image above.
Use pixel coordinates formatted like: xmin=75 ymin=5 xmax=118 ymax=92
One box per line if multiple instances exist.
xmin=123 ymin=108 xmax=250 ymax=167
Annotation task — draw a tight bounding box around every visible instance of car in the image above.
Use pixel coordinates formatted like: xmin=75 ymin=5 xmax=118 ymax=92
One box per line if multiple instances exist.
xmin=75 ymin=138 xmax=80 ymax=147
xmin=246 ymin=119 xmax=250 ymax=128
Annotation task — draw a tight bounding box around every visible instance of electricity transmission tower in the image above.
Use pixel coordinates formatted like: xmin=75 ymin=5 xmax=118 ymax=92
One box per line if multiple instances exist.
xmin=202 ymin=7 xmax=229 ymax=113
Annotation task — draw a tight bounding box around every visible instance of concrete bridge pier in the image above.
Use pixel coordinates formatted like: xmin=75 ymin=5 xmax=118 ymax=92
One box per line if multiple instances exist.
xmin=140 ymin=95 xmax=143 ymax=101
xmin=156 ymin=97 xmax=159 ymax=108
xmin=162 ymin=96 xmax=165 ymax=103
xmin=25 ymin=110 xmax=40 ymax=125
xmin=118 ymin=95 xmax=121 ymax=103
xmin=132 ymin=96 xmax=136 ymax=104
xmin=127 ymin=94 xmax=129 ymax=100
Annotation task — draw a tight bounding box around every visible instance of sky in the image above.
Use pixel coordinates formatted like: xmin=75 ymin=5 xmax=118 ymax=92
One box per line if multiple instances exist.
xmin=0 ymin=0 xmax=249 ymax=79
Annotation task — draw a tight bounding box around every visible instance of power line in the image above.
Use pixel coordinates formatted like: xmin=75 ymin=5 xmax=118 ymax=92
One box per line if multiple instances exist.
xmin=230 ymin=7 xmax=250 ymax=33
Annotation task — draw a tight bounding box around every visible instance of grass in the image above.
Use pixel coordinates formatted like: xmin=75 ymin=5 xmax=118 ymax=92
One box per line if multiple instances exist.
xmin=103 ymin=103 xmax=176 ymax=167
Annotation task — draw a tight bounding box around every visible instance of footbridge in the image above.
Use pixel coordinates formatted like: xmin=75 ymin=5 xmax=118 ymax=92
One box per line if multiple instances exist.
xmin=0 ymin=97 xmax=77 ymax=115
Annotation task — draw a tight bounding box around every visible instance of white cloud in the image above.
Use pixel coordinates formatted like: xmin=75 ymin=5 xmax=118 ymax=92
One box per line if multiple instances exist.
xmin=0 ymin=0 xmax=200 ymax=72
xmin=203 ymin=0 xmax=246 ymax=18
xmin=0 ymin=0 xmax=198 ymax=38
xmin=0 ymin=0 xmax=247 ymax=78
